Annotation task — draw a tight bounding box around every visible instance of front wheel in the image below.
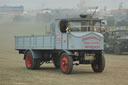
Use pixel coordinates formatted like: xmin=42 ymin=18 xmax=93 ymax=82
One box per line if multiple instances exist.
xmin=91 ymin=54 xmax=105 ymax=73
xmin=60 ymin=53 xmax=73 ymax=74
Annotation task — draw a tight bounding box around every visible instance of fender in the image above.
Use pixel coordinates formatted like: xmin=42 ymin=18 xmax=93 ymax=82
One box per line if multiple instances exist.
xmin=61 ymin=50 xmax=73 ymax=56
xmin=24 ymin=49 xmax=42 ymax=59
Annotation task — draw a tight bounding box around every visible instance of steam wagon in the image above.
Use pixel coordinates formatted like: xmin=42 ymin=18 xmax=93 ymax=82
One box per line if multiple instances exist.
xmin=15 ymin=15 xmax=105 ymax=74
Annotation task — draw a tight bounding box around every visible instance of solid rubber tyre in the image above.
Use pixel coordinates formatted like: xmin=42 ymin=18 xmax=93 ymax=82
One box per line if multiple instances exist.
xmin=52 ymin=56 xmax=60 ymax=69
xmin=35 ymin=59 xmax=41 ymax=69
xmin=60 ymin=53 xmax=73 ymax=74
xmin=91 ymin=54 xmax=105 ymax=72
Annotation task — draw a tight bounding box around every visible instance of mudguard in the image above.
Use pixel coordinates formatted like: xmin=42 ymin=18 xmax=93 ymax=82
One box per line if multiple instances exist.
xmin=62 ymin=50 xmax=73 ymax=56
xmin=24 ymin=49 xmax=42 ymax=59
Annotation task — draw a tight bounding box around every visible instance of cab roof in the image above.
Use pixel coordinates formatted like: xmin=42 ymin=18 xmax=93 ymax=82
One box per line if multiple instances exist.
xmin=56 ymin=18 xmax=103 ymax=22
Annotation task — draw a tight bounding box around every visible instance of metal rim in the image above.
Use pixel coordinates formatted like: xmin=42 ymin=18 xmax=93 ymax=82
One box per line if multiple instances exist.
xmin=61 ymin=56 xmax=68 ymax=71
xmin=26 ymin=54 xmax=31 ymax=68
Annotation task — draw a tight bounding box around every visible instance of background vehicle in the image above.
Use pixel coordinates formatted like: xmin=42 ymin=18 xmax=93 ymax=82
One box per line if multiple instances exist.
xmin=104 ymin=29 xmax=128 ymax=54
xmin=15 ymin=15 xmax=105 ymax=74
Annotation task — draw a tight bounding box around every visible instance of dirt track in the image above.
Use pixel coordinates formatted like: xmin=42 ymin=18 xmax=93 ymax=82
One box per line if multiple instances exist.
xmin=0 ymin=53 xmax=128 ymax=85
xmin=0 ymin=22 xmax=128 ymax=85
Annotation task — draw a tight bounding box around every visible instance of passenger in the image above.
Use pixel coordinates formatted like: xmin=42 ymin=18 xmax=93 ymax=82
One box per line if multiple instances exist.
xmin=60 ymin=21 xmax=68 ymax=33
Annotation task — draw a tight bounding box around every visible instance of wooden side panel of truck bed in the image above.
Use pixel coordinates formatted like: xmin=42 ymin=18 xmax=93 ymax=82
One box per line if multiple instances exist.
xmin=15 ymin=35 xmax=55 ymax=50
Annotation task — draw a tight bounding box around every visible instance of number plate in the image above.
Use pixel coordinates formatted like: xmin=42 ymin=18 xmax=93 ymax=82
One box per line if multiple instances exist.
xmin=85 ymin=56 xmax=95 ymax=60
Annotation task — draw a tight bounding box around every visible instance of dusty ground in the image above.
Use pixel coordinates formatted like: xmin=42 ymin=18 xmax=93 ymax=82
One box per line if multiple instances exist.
xmin=0 ymin=52 xmax=128 ymax=85
xmin=0 ymin=22 xmax=128 ymax=85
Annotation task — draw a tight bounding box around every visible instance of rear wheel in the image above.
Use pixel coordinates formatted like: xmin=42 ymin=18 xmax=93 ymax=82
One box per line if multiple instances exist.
xmin=35 ymin=59 xmax=41 ymax=69
xmin=91 ymin=54 xmax=105 ymax=72
xmin=25 ymin=51 xmax=40 ymax=70
xmin=60 ymin=53 xmax=73 ymax=74
xmin=52 ymin=55 xmax=60 ymax=69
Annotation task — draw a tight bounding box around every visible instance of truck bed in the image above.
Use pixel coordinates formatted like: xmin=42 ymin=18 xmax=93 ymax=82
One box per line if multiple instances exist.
xmin=15 ymin=35 xmax=55 ymax=50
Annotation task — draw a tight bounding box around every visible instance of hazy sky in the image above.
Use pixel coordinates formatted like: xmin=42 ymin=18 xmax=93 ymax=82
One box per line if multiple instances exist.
xmin=0 ymin=0 xmax=128 ymax=10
